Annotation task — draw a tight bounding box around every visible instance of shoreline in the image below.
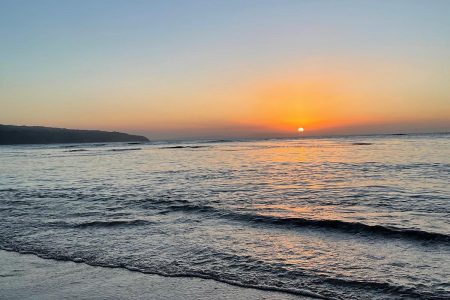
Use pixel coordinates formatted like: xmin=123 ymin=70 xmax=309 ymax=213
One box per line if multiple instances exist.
xmin=0 ymin=250 xmax=312 ymax=300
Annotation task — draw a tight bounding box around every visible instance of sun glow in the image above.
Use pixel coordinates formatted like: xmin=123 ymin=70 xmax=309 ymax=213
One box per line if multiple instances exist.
xmin=298 ymin=127 xmax=304 ymax=132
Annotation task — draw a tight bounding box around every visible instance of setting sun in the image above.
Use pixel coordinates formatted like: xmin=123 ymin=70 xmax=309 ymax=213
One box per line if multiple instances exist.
xmin=298 ymin=127 xmax=305 ymax=132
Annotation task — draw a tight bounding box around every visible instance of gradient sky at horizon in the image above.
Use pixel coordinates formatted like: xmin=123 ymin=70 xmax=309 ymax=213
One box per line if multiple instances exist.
xmin=1 ymin=0 xmax=449 ymax=139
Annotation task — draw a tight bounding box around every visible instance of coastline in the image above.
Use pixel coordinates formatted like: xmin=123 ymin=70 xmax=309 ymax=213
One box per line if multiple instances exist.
xmin=0 ymin=250 xmax=311 ymax=300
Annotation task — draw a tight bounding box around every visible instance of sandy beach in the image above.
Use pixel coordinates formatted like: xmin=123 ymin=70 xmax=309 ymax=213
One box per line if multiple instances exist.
xmin=0 ymin=250 xmax=310 ymax=300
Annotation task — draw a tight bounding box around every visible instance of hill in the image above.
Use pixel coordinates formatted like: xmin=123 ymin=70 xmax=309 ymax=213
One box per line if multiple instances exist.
xmin=0 ymin=125 xmax=149 ymax=145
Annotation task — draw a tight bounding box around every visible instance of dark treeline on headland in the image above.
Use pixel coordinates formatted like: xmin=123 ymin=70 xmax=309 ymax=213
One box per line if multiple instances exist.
xmin=0 ymin=125 xmax=149 ymax=145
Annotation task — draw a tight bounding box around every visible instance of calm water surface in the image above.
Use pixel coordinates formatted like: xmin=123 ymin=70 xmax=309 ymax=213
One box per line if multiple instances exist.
xmin=1 ymin=134 xmax=449 ymax=299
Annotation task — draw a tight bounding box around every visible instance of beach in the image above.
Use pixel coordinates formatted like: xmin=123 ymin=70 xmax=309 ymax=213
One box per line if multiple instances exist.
xmin=0 ymin=250 xmax=307 ymax=300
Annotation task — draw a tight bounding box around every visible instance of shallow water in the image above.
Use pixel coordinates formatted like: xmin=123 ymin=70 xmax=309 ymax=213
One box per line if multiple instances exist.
xmin=1 ymin=134 xmax=449 ymax=299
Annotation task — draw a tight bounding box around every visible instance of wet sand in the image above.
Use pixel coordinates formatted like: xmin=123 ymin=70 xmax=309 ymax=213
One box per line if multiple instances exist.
xmin=0 ymin=250 xmax=310 ymax=300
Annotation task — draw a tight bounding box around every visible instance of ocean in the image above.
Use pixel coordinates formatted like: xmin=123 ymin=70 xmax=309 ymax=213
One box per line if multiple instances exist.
xmin=0 ymin=134 xmax=449 ymax=299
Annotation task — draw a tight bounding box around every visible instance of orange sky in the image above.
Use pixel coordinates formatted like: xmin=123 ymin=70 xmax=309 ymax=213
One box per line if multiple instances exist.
xmin=1 ymin=1 xmax=449 ymax=139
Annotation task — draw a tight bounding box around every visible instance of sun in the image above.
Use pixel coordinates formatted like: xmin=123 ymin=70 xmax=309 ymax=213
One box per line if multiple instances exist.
xmin=298 ymin=127 xmax=305 ymax=132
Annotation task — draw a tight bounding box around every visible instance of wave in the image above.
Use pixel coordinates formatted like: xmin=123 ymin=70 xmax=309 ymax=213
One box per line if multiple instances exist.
xmin=320 ymin=276 xmax=448 ymax=299
xmin=351 ymin=142 xmax=372 ymax=146
xmin=72 ymin=219 xmax=153 ymax=228
xmin=59 ymin=143 xmax=106 ymax=148
xmin=246 ymin=215 xmax=450 ymax=242
xmin=164 ymin=204 xmax=450 ymax=243
xmin=2 ymin=246 xmax=443 ymax=299
xmin=46 ymin=219 xmax=154 ymax=228
xmin=3 ymin=187 xmax=448 ymax=243
xmin=0 ymin=247 xmax=332 ymax=299
xmin=159 ymin=145 xmax=210 ymax=149
xmin=108 ymin=148 xmax=141 ymax=152
xmin=64 ymin=149 xmax=88 ymax=152
xmin=202 ymin=139 xmax=233 ymax=144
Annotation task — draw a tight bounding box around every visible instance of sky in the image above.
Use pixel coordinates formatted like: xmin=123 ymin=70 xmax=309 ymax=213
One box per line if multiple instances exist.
xmin=1 ymin=0 xmax=449 ymax=139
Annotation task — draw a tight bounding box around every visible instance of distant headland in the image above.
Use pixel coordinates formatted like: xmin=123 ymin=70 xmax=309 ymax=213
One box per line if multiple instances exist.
xmin=0 ymin=125 xmax=149 ymax=145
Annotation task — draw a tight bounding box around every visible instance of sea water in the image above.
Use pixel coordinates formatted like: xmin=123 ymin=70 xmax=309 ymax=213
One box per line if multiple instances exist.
xmin=1 ymin=134 xmax=449 ymax=299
